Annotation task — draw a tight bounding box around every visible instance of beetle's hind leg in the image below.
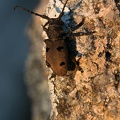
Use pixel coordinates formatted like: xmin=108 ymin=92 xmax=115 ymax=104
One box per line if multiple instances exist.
xmin=49 ymin=72 xmax=56 ymax=80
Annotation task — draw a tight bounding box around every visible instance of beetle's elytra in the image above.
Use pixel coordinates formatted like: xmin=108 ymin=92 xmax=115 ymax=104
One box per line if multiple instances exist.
xmin=14 ymin=0 xmax=94 ymax=76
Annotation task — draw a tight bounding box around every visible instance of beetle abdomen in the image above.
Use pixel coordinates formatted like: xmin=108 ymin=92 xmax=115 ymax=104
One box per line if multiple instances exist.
xmin=46 ymin=40 xmax=68 ymax=76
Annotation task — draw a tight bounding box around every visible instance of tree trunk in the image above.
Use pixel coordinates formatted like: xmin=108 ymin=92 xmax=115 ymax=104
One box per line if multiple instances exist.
xmin=26 ymin=0 xmax=120 ymax=120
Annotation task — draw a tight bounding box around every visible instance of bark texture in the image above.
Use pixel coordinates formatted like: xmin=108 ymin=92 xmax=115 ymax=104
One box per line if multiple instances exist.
xmin=26 ymin=0 xmax=120 ymax=120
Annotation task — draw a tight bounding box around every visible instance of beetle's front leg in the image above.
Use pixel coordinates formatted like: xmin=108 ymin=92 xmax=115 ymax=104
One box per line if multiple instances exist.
xmin=66 ymin=17 xmax=85 ymax=35
xmin=43 ymin=21 xmax=49 ymax=28
xmin=42 ymin=23 xmax=49 ymax=33
xmin=71 ymin=17 xmax=85 ymax=32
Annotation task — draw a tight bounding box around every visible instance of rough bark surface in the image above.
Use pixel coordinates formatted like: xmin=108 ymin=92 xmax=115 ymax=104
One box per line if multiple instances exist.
xmin=26 ymin=0 xmax=120 ymax=120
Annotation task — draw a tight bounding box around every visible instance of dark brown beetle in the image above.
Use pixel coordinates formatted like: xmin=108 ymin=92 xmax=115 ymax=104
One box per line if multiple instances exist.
xmin=14 ymin=0 xmax=93 ymax=76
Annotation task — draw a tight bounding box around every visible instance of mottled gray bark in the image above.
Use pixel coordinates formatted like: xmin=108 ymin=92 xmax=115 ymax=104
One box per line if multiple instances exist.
xmin=26 ymin=0 xmax=120 ymax=120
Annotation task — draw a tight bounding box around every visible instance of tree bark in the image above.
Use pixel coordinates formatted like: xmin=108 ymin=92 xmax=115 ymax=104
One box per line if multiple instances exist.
xmin=26 ymin=0 xmax=120 ymax=120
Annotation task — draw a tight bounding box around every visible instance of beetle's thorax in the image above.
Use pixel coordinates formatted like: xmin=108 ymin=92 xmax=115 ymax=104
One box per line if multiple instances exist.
xmin=46 ymin=18 xmax=65 ymax=41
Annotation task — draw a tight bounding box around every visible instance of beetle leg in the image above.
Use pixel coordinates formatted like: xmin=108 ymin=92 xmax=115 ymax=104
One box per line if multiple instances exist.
xmin=63 ymin=30 xmax=95 ymax=39
xmin=49 ymin=72 xmax=56 ymax=79
xmin=71 ymin=17 xmax=85 ymax=31
xmin=70 ymin=31 xmax=95 ymax=36
xmin=66 ymin=17 xmax=85 ymax=35
xmin=43 ymin=21 xmax=49 ymax=28
xmin=65 ymin=17 xmax=85 ymax=36
xmin=42 ymin=25 xmax=48 ymax=33
xmin=46 ymin=60 xmax=51 ymax=67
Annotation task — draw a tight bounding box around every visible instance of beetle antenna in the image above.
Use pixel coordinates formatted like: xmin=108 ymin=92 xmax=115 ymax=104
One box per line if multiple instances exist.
xmin=14 ymin=6 xmax=50 ymax=20
xmin=59 ymin=0 xmax=69 ymax=18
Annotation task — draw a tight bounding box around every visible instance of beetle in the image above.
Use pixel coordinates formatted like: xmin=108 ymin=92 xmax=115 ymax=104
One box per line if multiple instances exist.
xmin=14 ymin=0 xmax=94 ymax=76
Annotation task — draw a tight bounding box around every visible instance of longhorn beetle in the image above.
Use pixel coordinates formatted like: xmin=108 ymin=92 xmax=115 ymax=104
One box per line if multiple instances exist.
xmin=14 ymin=0 xmax=94 ymax=76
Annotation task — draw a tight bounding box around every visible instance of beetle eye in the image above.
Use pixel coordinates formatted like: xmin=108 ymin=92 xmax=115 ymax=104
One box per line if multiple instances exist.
xmin=57 ymin=46 xmax=64 ymax=52
xmin=46 ymin=47 xmax=50 ymax=52
xmin=60 ymin=62 xmax=65 ymax=66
